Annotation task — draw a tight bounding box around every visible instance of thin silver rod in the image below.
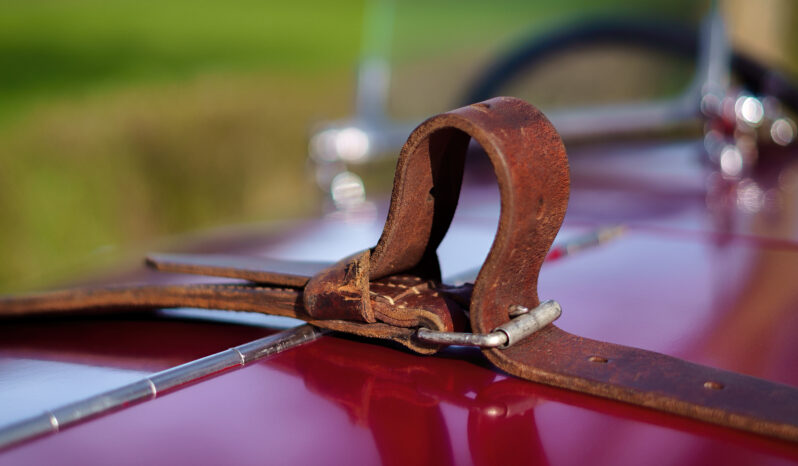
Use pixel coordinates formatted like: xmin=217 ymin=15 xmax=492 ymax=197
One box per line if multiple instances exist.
xmin=0 ymin=324 xmax=327 ymax=451
xmin=416 ymin=300 xmax=561 ymax=348
xmin=416 ymin=326 xmax=508 ymax=348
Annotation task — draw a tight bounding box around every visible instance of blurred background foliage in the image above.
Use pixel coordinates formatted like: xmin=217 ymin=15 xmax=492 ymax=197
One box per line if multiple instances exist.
xmin=0 ymin=0 xmax=795 ymax=291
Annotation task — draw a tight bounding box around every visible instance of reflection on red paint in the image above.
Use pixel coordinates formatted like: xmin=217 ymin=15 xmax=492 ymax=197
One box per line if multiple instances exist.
xmin=3 ymin=143 xmax=798 ymax=464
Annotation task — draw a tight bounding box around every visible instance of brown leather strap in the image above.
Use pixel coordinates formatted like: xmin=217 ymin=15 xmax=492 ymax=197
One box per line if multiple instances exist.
xmin=369 ymin=98 xmax=569 ymax=306
xmin=0 ymin=253 xmax=468 ymax=354
xmin=1 ymin=97 xmax=797 ymax=441
xmin=492 ymin=325 xmax=798 ymax=442
xmin=302 ymin=250 xmax=468 ymax=354
xmin=0 ymin=282 xmax=307 ymax=319
xmin=146 ymin=253 xmax=328 ymax=287
xmin=344 ymin=97 xmax=798 ymax=442
xmin=301 ymin=98 xmax=567 ymax=353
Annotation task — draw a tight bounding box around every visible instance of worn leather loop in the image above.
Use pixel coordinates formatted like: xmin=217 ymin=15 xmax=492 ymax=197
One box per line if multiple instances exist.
xmin=368 ymin=98 xmax=571 ymax=306
xmin=367 ymin=97 xmax=569 ymax=328
xmin=302 ymin=97 xmax=568 ymax=353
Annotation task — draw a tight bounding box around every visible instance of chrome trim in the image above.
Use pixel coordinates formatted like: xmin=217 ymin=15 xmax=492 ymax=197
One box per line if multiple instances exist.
xmin=0 ymin=324 xmax=327 ymax=451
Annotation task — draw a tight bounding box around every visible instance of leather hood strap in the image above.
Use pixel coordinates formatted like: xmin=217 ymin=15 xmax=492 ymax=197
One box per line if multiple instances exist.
xmin=1 ymin=98 xmax=797 ymax=442
xmin=303 ymin=97 xmax=798 ymax=442
xmin=369 ymin=97 xmax=570 ymax=323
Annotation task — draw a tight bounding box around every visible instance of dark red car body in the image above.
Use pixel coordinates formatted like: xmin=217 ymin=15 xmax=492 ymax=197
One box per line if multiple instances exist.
xmin=2 ymin=140 xmax=798 ymax=465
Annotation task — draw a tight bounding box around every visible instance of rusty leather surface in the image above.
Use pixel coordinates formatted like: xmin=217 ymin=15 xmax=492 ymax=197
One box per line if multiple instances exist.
xmin=0 ymin=283 xmax=308 ymax=319
xmin=0 ymin=97 xmax=797 ymax=441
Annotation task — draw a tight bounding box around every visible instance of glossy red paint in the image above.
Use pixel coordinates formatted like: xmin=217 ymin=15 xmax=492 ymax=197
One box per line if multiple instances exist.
xmin=0 ymin=317 xmax=277 ymax=372
xmin=1 ymin=334 xmax=797 ymax=465
xmin=2 ymin=141 xmax=798 ymax=463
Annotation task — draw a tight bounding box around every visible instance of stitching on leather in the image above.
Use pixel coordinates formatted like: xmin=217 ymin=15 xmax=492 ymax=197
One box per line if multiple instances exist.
xmin=369 ymin=282 xmax=445 ymax=306
xmin=369 ymin=291 xmax=396 ymax=305
xmin=369 ymin=289 xmax=431 ymax=306
xmin=372 ymin=280 xmax=412 ymax=289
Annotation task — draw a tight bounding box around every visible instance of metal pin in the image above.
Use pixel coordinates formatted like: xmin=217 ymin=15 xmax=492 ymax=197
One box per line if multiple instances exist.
xmin=416 ymin=300 xmax=561 ymax=348
xmin=494 ymin=300 xmax=561 ymax=348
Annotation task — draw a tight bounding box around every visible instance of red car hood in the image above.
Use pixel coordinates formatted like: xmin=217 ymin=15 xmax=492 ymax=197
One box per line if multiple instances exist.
xmin=2 ymin=140 xmax=798 ymax=464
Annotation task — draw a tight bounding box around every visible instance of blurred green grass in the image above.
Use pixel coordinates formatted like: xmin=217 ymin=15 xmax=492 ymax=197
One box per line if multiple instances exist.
xmin=0 ymin=0 xmax=365 ymax=119
xmin=0 ymin=0 xmax=722 ymax=291
xmin=0 ymin=73 xmax=354 ymax=290
xmin=0 ymin=0 xmax=694 ymax=119
xmin=0 ymin=0 xmax=371 ymax=290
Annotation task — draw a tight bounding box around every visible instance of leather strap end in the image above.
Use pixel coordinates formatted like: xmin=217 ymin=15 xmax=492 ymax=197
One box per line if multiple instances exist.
xmin=146 ymin=253 xmax=329 ymax=287
xmin=303 ymin=251 xmax=376 ymax=323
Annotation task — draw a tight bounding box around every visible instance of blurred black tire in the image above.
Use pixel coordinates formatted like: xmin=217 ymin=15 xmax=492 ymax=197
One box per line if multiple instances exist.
xmin=463 ymin=18 xmax=798 ymax=113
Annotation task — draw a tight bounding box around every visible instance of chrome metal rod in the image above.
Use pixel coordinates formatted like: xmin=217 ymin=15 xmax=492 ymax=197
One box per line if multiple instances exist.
xmin=0 ymin=324 xmax=327 ymax=451
xmin=416 ymin=300 xmax=562 ymax=348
